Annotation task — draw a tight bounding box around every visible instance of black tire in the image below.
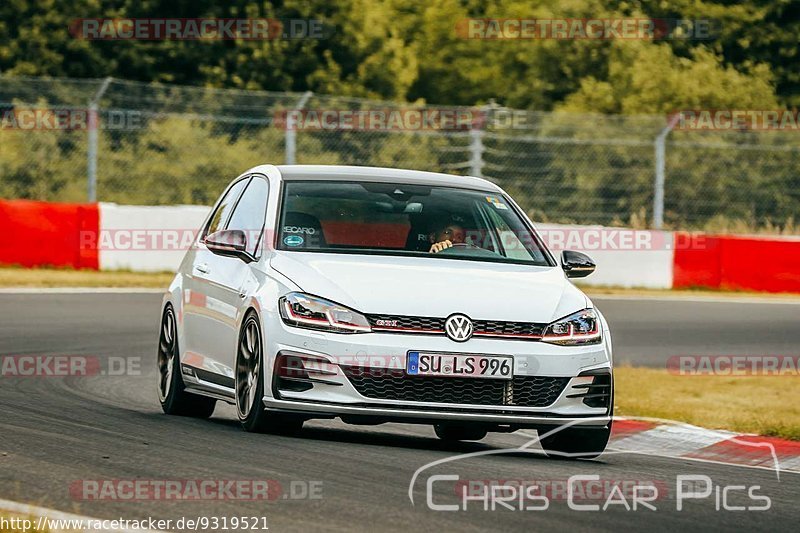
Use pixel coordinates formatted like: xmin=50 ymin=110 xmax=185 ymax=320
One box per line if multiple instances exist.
xmin=541 ymin=371 xmax=615 ymax=459
xmin=538 ymin=424 xmax=611 ymax=459
xmin=157 ymin=304 xmax=216 ymax=418
xmin=236 ymin=312 xmax=304 ymax=434
xmin=434 ymin=424 xmax=488 ymax=442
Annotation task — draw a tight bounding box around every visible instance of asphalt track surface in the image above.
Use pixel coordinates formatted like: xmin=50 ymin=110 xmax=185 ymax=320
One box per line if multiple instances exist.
xmin=1 ymin=292 xmax=799 ymax=532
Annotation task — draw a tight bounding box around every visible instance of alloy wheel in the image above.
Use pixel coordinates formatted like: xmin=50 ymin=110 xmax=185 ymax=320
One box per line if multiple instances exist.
xmin=157 ymin=306 xmax=177 ymax=402
xmin=236 ymin=316 xmax=262 ymax=419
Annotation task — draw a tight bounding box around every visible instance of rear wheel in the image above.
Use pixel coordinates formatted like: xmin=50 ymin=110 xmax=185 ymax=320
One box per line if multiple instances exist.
xmin=434 ymin=424 xmax=488 ymax=442
xmin=236 ymin=312 xmax=304 ymax=434
xmin=538 ymin=425 xmax=611 ymax=459
xmin=157 ymin=304 xmax=216 ymax=418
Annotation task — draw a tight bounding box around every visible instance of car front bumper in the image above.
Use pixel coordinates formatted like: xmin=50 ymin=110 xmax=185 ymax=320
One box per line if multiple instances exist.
xmin=262 ymin=318 xmax=613 ymax=427
xmin=263 ymin=397 xmax=611 ymax=428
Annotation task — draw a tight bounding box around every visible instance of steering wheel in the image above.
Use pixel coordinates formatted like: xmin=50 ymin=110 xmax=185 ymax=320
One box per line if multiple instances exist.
xmin=436 ymin=242 xmax=479 ymax=254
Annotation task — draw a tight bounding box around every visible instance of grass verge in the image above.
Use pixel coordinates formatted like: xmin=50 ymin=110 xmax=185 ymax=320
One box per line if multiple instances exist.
xmin=0 ymin=267 xmax=172 ymax=288
xmin=615 ymin=366 xmax=800 ymax=440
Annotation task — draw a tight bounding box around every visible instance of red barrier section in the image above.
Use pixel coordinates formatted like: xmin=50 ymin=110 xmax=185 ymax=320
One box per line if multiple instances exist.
xmin=0 ymin=199 xmax=99 ymax=269
xmin=719 ymin=236 xmax=800 ymax=292
xmin=673 ymin=233 xmax=722 ymax=289
xmin=674 ymin=232 xmax=800 ymax=293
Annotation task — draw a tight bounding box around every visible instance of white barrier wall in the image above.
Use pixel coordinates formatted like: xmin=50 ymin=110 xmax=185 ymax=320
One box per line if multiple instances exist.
xmin=98 ymin=203 xmax=211 ymax=272
xmin=536 ymin=223 xmax=674 ymax=289
xmin=96 ymin=205 xmax=674 ymax=288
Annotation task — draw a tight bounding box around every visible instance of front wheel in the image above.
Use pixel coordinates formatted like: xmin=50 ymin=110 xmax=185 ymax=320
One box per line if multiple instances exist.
xmin=538 ymin=425 xmax=611 ymax=459
xmin=236 ymin=312 xmax=304 ymax=434
xmin=157 ymin=304 xmax=216 ymax=418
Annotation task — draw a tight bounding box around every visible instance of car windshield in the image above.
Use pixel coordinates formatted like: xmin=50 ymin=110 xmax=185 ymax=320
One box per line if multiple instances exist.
xmin=277 ymin=181 xmax=552 ymax=266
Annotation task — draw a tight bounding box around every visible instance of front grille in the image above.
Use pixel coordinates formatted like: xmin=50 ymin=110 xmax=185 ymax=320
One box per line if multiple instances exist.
xmin=472 ymin=319 xmax=546 ymax=337
xmin=341 ymin=366 xmax=569 ymax=408
xmin=365 ymin=314 xmax=546 ymax=340
xmin=367 ymin=314 xmax=445 ymax=332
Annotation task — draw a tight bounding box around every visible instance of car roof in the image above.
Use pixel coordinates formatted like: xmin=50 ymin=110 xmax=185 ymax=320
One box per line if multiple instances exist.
xmin=271 ymin=165 xmax=502 ymax=193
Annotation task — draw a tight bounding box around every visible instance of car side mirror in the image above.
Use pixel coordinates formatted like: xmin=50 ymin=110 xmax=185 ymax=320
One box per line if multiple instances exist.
xmin=561 ymin=250 xmax=595 ymax=278
xmin=205 ymin=229 xmax=254 ymax=262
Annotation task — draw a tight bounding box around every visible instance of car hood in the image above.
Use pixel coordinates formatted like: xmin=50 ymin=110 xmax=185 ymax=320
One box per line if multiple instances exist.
xmin=269 ymin=251 xmax=588 ymax=323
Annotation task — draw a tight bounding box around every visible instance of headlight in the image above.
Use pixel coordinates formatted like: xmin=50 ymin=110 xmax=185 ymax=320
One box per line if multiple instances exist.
xmin=279 ymin=292 xmax=372 ymax=333
xmin=542 ymin=309 xmax=602 ymax=345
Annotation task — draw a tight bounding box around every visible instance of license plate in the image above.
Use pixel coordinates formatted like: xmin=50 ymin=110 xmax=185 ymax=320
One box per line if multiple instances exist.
xmin=406 ymin=352 xmax=513 ymax=380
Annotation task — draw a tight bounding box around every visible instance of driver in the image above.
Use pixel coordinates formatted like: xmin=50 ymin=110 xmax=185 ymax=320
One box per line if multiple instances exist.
xmin=429 ymin=221 xmax=466 ymax=253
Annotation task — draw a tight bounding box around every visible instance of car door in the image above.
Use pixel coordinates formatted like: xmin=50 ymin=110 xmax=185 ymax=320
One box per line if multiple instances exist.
xmin=208 ymin=175 xmax=270 ymax=374
xmin=181 ymin=175 xmax=269 ymax=387
xmin=182 ymin=177 xmax=251 ymax=384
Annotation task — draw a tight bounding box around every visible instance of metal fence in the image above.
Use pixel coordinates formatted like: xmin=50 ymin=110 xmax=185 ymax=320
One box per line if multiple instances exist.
xmin=1 ymin=75 xmax=798 ymax=232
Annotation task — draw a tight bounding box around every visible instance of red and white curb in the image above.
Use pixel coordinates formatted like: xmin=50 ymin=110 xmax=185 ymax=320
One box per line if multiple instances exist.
xmin=610 ymin=418 xmax=800 ymax=475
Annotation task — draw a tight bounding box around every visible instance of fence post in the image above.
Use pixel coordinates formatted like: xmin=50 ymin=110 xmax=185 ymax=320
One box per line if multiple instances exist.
xmin=469 ymin=128 xmax=484 ymax=178
xmin=87 ymin=77 xmax=113 ymax=202
xmin=653 ymin=113 xmax=680 ymax=229
xmin=285 ymin=91 xmax=313 ymax=165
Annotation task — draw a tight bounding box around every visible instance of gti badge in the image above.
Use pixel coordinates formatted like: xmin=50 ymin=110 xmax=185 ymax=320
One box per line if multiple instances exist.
xmin=445 ymin=314 xmax=473 ymax=342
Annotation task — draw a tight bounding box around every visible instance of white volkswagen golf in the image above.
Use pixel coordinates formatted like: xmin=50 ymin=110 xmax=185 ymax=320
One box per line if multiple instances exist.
xmin=158 ymin=165 xmax=613 ymax=457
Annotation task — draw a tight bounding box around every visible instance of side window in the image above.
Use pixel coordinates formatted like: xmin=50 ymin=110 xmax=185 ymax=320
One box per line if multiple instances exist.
xmin=204 ymin=178 xmax=250 ymax=238
xmin=225 ymin=176 xmax=269 ymax=255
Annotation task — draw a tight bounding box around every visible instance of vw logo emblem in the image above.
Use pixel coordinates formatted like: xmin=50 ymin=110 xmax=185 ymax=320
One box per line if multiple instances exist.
xmin=445 ymin=314 xmax=473 ymax=342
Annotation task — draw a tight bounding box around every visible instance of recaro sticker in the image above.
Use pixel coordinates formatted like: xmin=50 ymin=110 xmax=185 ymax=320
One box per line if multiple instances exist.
xmin=284 ymin=235 xmax=305 ymax=247
xmin=283 ymin=226 xmax=316 ymax=234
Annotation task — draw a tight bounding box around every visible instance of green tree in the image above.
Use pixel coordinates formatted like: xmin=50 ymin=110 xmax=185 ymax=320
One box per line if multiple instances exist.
xmin=558 ymin=40 xmax=778 ymax=114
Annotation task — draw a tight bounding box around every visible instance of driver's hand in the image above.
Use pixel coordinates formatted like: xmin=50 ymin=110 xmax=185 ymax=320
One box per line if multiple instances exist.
xmin=429 ymin=240 xmax=453 ymax=253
